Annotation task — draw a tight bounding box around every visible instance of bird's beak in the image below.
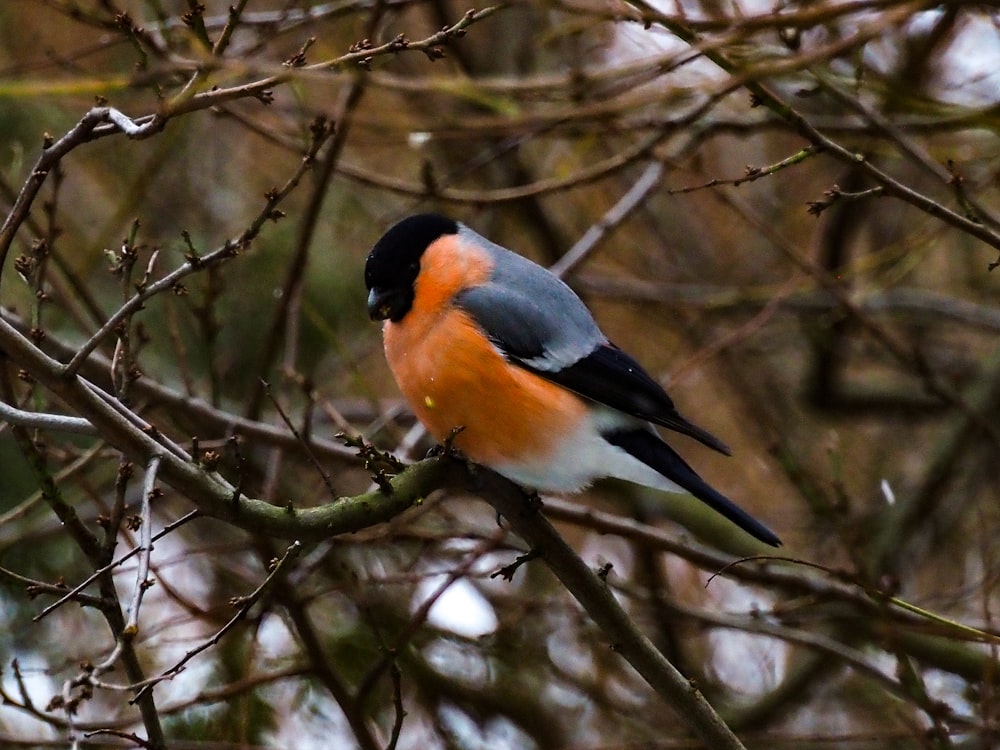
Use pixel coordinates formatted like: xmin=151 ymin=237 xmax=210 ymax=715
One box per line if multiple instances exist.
xmin=367 ymin=288 xmax=407 ymax=321
xmin=367 ymin=288 xmax=388 ymax=320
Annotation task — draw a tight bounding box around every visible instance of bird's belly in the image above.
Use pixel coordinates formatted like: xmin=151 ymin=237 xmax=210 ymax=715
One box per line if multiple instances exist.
xmin=494 ymin=415 xmax=686 ymax=494
xmin=384 ymin=309 xmax=589 ymax=483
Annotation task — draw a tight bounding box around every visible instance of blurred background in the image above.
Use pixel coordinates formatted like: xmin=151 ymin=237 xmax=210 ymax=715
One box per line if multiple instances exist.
xmin=1 ymin=0 xmax=999 ymax=748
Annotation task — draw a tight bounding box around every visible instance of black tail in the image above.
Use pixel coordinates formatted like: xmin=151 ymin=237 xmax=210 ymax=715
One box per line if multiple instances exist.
xmin=605 ymin=428 xmax=781 ymax=547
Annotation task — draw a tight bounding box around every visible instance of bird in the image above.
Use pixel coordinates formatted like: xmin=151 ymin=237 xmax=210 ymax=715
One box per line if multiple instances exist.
xmin=364 ymin=213 xmax=780 ymax=547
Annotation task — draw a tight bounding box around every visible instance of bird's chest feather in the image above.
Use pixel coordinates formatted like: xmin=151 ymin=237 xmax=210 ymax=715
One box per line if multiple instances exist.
xmin=382 ymin=306 xmax=587 ymax=467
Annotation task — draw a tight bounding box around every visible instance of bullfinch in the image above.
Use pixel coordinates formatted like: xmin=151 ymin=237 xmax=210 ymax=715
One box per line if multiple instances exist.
xmin=365 ymin=214 xmax=780 ymax=547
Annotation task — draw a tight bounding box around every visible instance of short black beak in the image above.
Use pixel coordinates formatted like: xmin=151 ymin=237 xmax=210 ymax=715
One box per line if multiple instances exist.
xmin=367 ymin=288 xmax=389 ymax=320
xmin=367 ymin=288 xmax=409 ymax=322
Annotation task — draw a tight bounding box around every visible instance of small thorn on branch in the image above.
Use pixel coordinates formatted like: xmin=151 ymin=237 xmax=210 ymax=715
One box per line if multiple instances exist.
xmin=490 ymin=549 xmax=541 ymax=582
xmin=336 ymin=432 xmax=405 ymax=473
xmin=442 ymin=425 xmax=465 ymax=455
xmin=370 ymin=468 xmax=394 ymax=495
xmin=807 ymin=184 xmax=884 ymax=216
xmin=597 ymin=562 xmax=614 ymax=581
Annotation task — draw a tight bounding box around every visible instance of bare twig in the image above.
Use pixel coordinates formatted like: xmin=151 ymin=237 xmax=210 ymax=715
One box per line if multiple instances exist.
xmin=131 ymin=540 xmax=303 ymax=702
xmin=814 ymin=73 xmax=1000 ymax=231
xmin=550 ymin=161 xmax=666 ymax=279
xmin=61 ymin=118 xmax=334 ymax=378
xmin=123 ymin=455 xmax=161 ymax=636
xmin=665 ymin=146 xmax=821 ymax=196
xmin=33 ymin=510 xmax=199 ymax=622
xmin=0 ymin=108 xmax=160 ymax=284
xmin=0 ymin=400 xmax=97 ymax=435
xmin=260 ymin=379 xmax=337 ymax=497
xmin=244 ymin=76 xmax=366 ymax=420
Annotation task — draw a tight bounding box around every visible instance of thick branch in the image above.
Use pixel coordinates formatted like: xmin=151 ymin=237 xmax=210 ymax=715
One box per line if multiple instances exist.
xmin=474 ymin=472 xmax=749 ymax=750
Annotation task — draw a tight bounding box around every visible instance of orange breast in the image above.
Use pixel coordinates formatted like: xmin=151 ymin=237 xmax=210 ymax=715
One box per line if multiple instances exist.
xmin=382 ymin=235 xmax=587 ymax=468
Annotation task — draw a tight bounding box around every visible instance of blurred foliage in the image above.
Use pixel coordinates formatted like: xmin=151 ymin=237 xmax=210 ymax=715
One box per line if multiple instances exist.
xmin=1 ymin=1 xmax=999 ymax=749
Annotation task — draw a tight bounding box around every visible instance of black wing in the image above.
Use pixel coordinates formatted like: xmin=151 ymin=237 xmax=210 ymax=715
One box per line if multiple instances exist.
xmin=528 ymin=342 xmax=732 ymax=455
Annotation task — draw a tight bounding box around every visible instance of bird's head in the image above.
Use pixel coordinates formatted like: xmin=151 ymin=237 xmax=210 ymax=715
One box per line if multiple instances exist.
xmin=365 ymin=213 xmax=459 ymax=322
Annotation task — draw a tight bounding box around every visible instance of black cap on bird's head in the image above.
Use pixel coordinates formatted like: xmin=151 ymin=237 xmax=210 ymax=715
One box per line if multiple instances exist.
xmin=365 ymin=214 xmax=460 ymax=322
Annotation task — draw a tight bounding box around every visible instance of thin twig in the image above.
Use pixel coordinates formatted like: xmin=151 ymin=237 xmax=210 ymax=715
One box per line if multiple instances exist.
xmin=0 ymin=108 xmax=159 ymax=284
xmin=124 ymin=455 xmax=161 ymax=636
xmin=0 ymin=400 xmax=97 ymax=435
xmin=33 ymin=510 xmax=200 ymax=622
xmin=665 ymin=146 xmax=821 ymax=196
xmin=260 ymin=380 xmax=337 ymax=497
xmin=355 ymin=531 xmax=505 ymax=709
xmin=814 ymin=73 xmax=1000 ymax=231
xmin=131 ymin=540 xmax=303 ymax=703
xmin=550 ymin=161 xmax=665 ymax=279
xmin=61 ymin=119 xmax=333 ymax=378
